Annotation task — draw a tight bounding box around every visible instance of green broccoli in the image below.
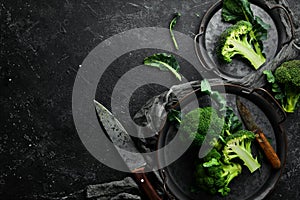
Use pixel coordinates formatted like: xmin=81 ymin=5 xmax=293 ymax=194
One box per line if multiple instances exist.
xmin=187 ymin=106 xmax=260 ymax=196
xmin=195 ymin=145 xmax=242 ymax=196
xmin=274 ymin=60 xmax=300 ymax=113
xmin=181 ymin=107 xmax=224 ymax=147
xmin=223 ymin=130 xmax=261 ymax=173
xmin=222 ymin=106 xmax=243 ymax=135
xmin=195 ymin=159 xmax=242 ymax=196
xmin=203 ymin=148 xmax=222 ymax=163
xmin=216 ymin=20 xmax=266 ymax=70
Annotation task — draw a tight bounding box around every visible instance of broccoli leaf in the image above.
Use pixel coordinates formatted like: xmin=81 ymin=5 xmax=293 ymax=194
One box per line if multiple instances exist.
xmin=222 ymin=0 xmax=253 ymax=22
xmin=169 ymin=12 xmax=181 ymax=50
xmin=201 ymin=79 xmax=212 ymax=94
xmin=200 ymin=79 xmax=227 ymax=111
xmin=144 ymin=53 xmax=182 ymax=80
xmin=263 ymin=70 xmax=282 ymax=93
xmin=224 ymin=107 xmax=243 ymax=134
xmin=221 ymin=0 xmax=270 ymax=41
xmin=254 ymin=16 xmax=270 ymax=41
xmin=263 ymin=70 xmax=276 ymax=83
xmin=263 ymin=70 xmax=285 ymax=105
xmin=167 ymin=109 xmax=182 ymax=123
xmin=211 ymin=91 xmax=227 ymax=112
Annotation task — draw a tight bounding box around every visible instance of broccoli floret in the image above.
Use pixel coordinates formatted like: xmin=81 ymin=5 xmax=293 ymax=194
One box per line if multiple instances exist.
xmin=181 ymin=107 xmax=224 ymax=147
xmin=274 ymin=60 xmax=300 ymax=113
xmin=195 ymin=146 xmax=242 ymax=196
xmin=195 ymin=160 xmax=242 ymax=196
xmin=190 ymin=107 xmax=259 ymax=196
xmin=203 ymin=148 xmax=222 ymax=163
xmin=216 ymin=20 xmax=266 ymax=70
xmin=203 ymin=158 xmax=220 ymax=167
xmin=202 ymin=149 xmax=222 ymax=168
xmin=223 ymin=130 xmax=261 ymax=173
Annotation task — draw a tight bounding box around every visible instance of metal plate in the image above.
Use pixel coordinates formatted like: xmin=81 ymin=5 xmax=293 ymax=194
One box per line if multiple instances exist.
xmin=205 ymin=4 xmax=277 ymax=78
xmin=197 ymin=0 xmax=291 ymax=80
xmin=157 ymin=84 xmax=287 ymax=200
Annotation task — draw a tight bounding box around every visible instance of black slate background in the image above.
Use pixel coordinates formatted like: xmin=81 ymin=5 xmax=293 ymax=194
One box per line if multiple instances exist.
xmin=1 ymin=0 xmax=299 ymax=199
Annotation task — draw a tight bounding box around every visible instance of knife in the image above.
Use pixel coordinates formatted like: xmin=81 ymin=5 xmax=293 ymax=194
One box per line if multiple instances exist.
xmin=236 ymin=97 xmax=281 ymax=169
xmin=93 ymin=100 xmax=162 ymax=200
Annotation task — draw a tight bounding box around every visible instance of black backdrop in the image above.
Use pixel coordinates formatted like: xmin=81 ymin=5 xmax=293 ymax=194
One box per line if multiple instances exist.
xmin=1 ymin=0 xmax=300 ymax=199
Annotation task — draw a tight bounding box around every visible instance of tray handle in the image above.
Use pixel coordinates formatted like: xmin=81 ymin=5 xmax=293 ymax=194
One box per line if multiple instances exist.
xmin=194 ymin=31 xmax=242 ymax=82
xmin=251 ymin=88 xmax=287 ymax=124
xmin=266 ymin=2 xmax=295 ymax=46
xmin=161 ymin=169 xmax=176 ymax=200
xmin=194 ymin=32 xmax=214 ymax=71
xmin=193 ymin=0 xmax=223 ymax=72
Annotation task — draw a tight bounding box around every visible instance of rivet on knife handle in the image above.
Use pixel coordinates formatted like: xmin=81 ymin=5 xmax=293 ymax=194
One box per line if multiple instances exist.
xmin=236 ymin=97 xmax=281 ymax=169
xmin=94 ymin=100 xmax=162 ymax=200
xmin=132 ymin=168 xmax=162 ymax=200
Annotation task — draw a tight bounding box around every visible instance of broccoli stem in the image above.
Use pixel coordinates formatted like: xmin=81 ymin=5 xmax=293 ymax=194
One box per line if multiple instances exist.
xmin=284 ymin=92 xmax=300 ymax=113
xmin=242 ymin=8 xmax=264 ymax=61
xmin=228 ymin=145 xmax=260 ymax=173
xmin=230 ymin=39 xmax=266 ymax=70
xmin=169 ymin=13 xmax=181 ymax=50
xmin=248 ymin=26 xmax=261 ymax=52
xmin=151 ymin=60 xmax=182 ymax=81
xmin=174 ymin=115 xmax=182 ymax=123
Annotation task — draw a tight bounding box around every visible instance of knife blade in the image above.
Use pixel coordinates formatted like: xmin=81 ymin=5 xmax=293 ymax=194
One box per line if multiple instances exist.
xmin=93 ymin=100 xmax=162 ymax=200
xmin=236 ymin=97 xmax=281 ymax=169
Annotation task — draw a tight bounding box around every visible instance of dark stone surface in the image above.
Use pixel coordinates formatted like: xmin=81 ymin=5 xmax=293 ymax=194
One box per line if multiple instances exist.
xmin=0 ymin=0 xmax=299 ymax=200
xmin=86 ymin=177 xmax=139 ymax=199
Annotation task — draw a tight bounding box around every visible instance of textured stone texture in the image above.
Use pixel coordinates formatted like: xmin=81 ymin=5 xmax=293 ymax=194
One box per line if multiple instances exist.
xmin=99 ymin=193 xmax=141 ymax=200
xmin=0 ymin=0 xmax=299 ymax=199
xmin=86 ymin=177 xmax=139 ymax=199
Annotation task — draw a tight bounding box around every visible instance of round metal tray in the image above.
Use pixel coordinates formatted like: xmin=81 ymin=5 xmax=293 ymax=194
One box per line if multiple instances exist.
xmin=194 ymin=0 xmax=294 ymax=83
xmin=157 ymin=84 xmax=287 ymax=200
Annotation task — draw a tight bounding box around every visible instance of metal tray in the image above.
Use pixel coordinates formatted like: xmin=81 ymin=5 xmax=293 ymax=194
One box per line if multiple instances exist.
xmin=157 ymin=84 xmax=287 ymax=200
xmin=194 ymin=0 xmax=294 ymax=84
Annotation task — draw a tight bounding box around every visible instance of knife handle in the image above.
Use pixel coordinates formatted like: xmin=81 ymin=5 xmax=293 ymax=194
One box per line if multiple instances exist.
xmin=133 ymin=167 xmax=162 ymax=200
xmin=255 ymin=130 xmax=281 ymax=169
